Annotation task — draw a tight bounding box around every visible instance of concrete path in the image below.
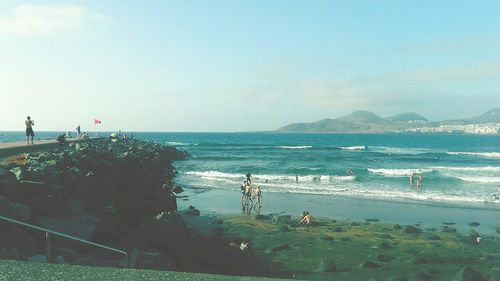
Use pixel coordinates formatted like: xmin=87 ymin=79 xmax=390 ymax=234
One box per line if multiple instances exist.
xmin=0 ymin=138 xmax=88 ymax=159
xmin=0 ymin=260 xmax=293 ymax=281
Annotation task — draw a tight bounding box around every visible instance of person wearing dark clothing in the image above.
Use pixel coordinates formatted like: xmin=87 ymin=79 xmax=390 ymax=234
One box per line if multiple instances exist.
xmin=25 ymin=116 xmax=34 ymax=144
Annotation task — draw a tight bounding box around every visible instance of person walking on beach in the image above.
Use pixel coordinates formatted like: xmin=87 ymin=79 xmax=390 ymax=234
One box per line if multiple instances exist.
xmin=253 ymin=185 xmax=262 ymax=209
xmin=240 ymin=180 xmax=247 ymax=204
xmin=246 ymin=172 xmax=252 ymax=184
xmin=244 ymin=182 xmax=253 ymax=206
xmin=25 ymin=116 xmax=35 ymax=145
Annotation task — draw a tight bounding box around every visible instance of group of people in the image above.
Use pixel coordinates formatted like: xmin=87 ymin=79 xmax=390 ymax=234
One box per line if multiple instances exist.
xmin=410 ymin=173 xmax=423 ymax=188
xmin=240 ymin=173 xmax=263 ymax=210
xmin=24 ymin=116 xmax=91 ymax=145
xmin=239 ymin=172 xmax=315 ymax=226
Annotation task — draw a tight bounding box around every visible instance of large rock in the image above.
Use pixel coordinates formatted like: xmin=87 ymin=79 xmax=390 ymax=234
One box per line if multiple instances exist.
xmin=0 ymin=227 xmax=40 ymax=257
xmin=456 ymin=266 xmax=487 ymax=281
xmin=315 ymin=259 xmax=337 ymax=272
xmin=0 ymin=168 xmax=18 ymax=197
xmin=0 ymin=196 xmax=33 ymax=221
xmin=17 ymin=181 xmax=50 ymax=200
xmin=37 ymin=215 xmax=101 ymax=241
xmin=140 ymin=211 xmax=198 ymax=270
xmin=29 ymin=195 xmax=70 ymax=217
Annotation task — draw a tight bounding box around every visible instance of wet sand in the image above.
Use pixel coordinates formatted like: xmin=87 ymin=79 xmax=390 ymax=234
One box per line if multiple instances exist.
xmin=182 ymin=208 xmax=500 ymax=280
xmin=178 ymin=188 xmax=500 ymax=235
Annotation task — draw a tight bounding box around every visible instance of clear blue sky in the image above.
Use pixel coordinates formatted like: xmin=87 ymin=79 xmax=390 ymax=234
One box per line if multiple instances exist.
xmin=1 ymin=1 xmax=499 ymax=132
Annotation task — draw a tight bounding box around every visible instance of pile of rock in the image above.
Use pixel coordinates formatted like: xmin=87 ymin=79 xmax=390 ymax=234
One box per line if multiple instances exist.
xmin=0 ymin=139 xmax=194 ymax=270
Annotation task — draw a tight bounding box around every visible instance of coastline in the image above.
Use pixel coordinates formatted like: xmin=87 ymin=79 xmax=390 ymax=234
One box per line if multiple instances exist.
xmin=178 ymin=188 xmax=500 ymax=235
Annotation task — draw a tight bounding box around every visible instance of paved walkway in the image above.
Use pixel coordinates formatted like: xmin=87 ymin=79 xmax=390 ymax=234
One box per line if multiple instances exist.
xmin=0 ymin=139 xmax=72 ymax=150
xmin=0 ymin=260 xmax=293 ymax=281
xmin=0 ymin=138 xmax=88 ymax=159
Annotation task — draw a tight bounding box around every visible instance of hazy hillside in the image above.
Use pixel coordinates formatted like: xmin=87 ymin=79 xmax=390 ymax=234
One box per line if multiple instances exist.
xmin=277 ymin=109 xmax=498 ymax=133
xmin=385 ymin=112 xmax=428 ymax=122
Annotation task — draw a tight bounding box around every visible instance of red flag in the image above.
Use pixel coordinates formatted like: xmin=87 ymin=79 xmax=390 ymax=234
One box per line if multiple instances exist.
xmin=94 ymin=119 xmax=102 ymax=124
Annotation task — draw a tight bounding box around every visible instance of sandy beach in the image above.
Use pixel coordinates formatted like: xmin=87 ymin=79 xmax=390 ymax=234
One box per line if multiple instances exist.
xmin=178 ymin=188 xmax=500 ymax=235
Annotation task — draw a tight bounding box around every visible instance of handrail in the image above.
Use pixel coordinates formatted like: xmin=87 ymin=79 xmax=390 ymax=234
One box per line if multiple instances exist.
xmin=0 ymin=215 xmax=128 ymax=267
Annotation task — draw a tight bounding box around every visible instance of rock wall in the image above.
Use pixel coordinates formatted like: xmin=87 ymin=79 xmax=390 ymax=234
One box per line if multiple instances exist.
xmin=0 ymin=139 xmax=189 ymax=269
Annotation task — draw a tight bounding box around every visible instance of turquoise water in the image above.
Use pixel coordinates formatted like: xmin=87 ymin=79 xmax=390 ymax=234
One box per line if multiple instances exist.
xmin=135 ymin=133 xmax=500 ymax=206
xmin=2 ymin=132 xmax=499 ymax=206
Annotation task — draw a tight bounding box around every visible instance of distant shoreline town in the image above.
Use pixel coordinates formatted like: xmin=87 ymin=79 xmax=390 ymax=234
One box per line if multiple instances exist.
xmin=403 ymin=123 xmax=499 ymax=135
xmin=277 ymin=108 xmax=500 ymax=135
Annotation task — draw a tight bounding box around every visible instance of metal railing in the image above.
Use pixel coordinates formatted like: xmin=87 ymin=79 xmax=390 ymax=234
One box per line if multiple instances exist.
xmin=0 ymin=215 xmax=128 ymax=267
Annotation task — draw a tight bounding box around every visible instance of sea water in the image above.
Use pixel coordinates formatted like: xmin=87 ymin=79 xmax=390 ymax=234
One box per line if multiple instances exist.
xmin=2 ymin=132 xmax=499 ymax=207
xmin=136 ymin=133 xmax=500 ymax=207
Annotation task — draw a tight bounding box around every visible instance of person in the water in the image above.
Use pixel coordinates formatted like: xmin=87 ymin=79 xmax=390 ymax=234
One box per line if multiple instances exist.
xmin=253 ymin=185 xmax=262 ymax=209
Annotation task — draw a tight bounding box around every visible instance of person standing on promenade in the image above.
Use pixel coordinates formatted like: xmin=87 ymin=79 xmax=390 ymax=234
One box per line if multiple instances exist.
xmin=25 ymin=116 xmax=34 ymax=145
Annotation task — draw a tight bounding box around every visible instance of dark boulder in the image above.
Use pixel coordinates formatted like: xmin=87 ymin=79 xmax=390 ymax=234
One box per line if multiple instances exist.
xmin=315 ymin=259 xmax=337 ymax=272
xmin=361 ymin=261 xmax=381 ymax=268
xmin=404 ymin=225 xmax=421 ymax=234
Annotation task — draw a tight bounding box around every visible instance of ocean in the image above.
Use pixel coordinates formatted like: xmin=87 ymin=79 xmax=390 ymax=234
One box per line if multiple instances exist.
xmin=137 ymin=132 xmax=500 ymax=207
xmin=2 ymin=132 xmax=499 ymax=207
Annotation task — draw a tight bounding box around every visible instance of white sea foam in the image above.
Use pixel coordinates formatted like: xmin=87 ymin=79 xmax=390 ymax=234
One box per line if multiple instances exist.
xmin=166 ymin=141 xmax=195 ymax=146
xmin=446 ymin=152 xmax=500 ymax=158
xmin=178 ymin=173 xmax=492 ymax=204
xmin=184 ymin=171 xmax=354 ymax=183
xmin=340 ymin=145 xmax=367 ymax=150
xmin=276 ymin=145 xmax=313 ymax=149
xmin=454 ymin=176 xmax=500 ymax=184
xmin=367 ymin=168 xmax=433 ymax=176
xmin=431 ymin=166 xmax=500 ymax=172
xmin=185 ymin=171 xmax=242 ymax=179
xmin=370 ymin=146 xmax=435 ymax=155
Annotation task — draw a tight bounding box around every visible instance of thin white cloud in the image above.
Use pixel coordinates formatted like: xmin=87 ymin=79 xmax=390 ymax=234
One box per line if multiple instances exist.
xmin=0 ymin=4 xmax=103 ymax=36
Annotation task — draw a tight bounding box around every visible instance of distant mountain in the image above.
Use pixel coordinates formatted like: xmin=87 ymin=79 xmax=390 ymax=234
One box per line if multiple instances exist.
xmin=385 ymin=112 xmax=428 ymax=122
xmin=277 ymin=109 xmax=498 ymax=133
xmin=278 ymin=110 xmax=393 ymax=133
xmin=464 ymin=108 xmax=500 ymax=123
xmin=337 ymin=111 xmax=386 ymax=124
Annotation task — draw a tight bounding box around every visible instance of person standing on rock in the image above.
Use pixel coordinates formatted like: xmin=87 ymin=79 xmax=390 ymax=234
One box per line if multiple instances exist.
xmin=25 ymin=116 xmax=34 ymax=145
xmin=76 ymin=125 xmax=81 ymax=138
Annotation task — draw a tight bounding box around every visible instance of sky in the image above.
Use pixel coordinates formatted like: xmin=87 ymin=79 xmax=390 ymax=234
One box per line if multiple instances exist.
xmin=0 ymin=1 xmax=499 ymax=132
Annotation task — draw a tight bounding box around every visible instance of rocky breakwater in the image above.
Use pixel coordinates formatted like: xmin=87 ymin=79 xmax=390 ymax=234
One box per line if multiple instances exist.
xmin=0 ymin=138 xmax=194 ymax=270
